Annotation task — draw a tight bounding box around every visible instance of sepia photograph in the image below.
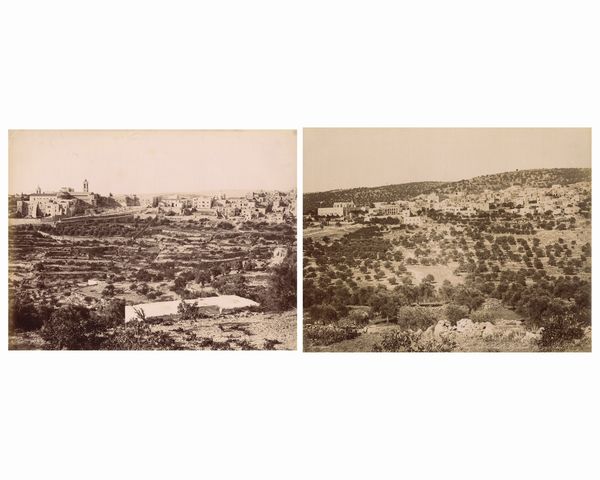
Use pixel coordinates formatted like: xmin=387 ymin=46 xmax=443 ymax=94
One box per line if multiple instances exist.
xmin=8 ymin=130 xmax=297 ymax=350
xmin=303 ymin=128 xmax=591 ymax=352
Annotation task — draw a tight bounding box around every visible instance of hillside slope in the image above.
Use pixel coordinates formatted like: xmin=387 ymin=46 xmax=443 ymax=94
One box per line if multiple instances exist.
xmin=304 ymin=181 xmax=445 ymax=213
xmin=304 ymin=168 xmax=591 ymax=213
xmin=435 ymin=168 xmax=590 ymax=195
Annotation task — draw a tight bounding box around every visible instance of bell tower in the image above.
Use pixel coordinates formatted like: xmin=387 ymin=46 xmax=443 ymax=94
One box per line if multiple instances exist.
xmin=83 ymin=179 xmax=89 ymax=193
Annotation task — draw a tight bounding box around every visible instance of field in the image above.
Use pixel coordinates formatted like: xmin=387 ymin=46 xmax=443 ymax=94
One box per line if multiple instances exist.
xmin=304 ymin=199 xmax=592 ymax=352
xmin=303 ymin=222 xmax=362 ymax=241
xmin=9 ymin=212 xmax=297 ymax=350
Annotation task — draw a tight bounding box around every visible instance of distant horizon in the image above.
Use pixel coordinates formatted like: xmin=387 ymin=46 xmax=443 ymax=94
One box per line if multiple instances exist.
xmin=11 ymin=186 xmax=296 ymax=197
xmin=304 ymin=128 xmax=591 ymax=193
xmin=304 ymin=165 xmax=591 ymax=194
xmin=9 ymin=130 xmax=296 ymax=195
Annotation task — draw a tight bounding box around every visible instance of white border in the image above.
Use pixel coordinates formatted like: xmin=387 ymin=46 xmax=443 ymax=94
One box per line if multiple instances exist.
xmin=3 ymin=1 xmax=599 ymax=479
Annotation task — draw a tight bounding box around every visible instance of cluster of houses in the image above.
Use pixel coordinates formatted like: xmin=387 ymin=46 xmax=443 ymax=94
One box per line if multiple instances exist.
xmin=314 ymin=182 xmax=588 ymax=224
xmin=415 ymin=183 xmax=587 ymax=217
xmin=316 ymin=201 xmax=424 ymax=225
xmin=151 ymin=190 xmax=296 ymax=223
xmin=10 ymin=180 xmax=140 ymax=219
xmin=9 ymin=180 xmax=296 ymax=225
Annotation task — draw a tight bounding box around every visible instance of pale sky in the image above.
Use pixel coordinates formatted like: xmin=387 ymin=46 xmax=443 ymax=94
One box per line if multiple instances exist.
xmin=304 ymin=128 xmax=591 ymax=192
xmin=9 ymin=130 xmax=296 ymax=195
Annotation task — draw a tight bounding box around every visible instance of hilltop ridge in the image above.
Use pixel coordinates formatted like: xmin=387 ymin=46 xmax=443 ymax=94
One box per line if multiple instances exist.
xmin=303 ymin=168 xmax=590 ymax=213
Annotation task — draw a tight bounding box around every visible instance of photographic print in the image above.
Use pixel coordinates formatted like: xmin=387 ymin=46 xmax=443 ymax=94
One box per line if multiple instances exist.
xmin=8 ymin=130 xmax=297 ymax=350
xmin=303 ymin=128 xmax=591 ymax=352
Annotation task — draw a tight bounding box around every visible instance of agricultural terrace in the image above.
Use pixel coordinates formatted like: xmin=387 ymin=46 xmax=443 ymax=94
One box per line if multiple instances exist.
xmin=9 ymin=214 xmax=297 ymax=350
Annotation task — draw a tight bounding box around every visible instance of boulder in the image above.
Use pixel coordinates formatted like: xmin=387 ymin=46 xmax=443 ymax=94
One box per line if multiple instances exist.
xmin=521 ymin=330 xmax=541 ymax=344
xmin=421 ymin=325 xmax=435 ymax=342
xmin=480 ymin=322 xmax=497 ymax=339
xmin=455 ymin=318 xmax=475 ymax=334
xmin=433 ymin=319 xmax=454 ymax=340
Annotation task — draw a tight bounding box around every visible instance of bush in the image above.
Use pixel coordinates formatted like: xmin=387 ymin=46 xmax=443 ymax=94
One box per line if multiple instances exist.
xmin=94 ymin=298 xmax=126 ymax=327
xmin=304 ymin=324 xmax=359 ymax=346
xmin=261 ymin=255 xmax=296 ymax=311
xmin=445 ymin=304 xmax=469 ymax=325
xmin=346 ymin=309 xmax=370 ymax=327
xmin=212 ymin=274 xmax=248 ymax=297
xmin=102 ymin=284 xmax=116 ymax=297
xmin=538 ymin=315 xmax=585 ymax=351
xmin=102 ymin=322 xmax=179 ymax=350
xmin=373 ymin=330 xmax=456 ymax=352
xmin=307 ymin=304 xmax=340 ymax=324
xmin=470 ymin=309 xmax=502 ymax=324
xmin=8 ymin=294 xmax=50 ymax=333
xmin=395 ymin=306 xmax=440 ymax=330
xmin=177 ymin=301 xmax=203 ymax=320
xmin=41 ymin=305 xmax=102 ymax=350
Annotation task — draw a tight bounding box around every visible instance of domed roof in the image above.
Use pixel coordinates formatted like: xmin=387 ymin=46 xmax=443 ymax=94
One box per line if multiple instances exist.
xmin=57 ymin=191 xmax=73 ymax=199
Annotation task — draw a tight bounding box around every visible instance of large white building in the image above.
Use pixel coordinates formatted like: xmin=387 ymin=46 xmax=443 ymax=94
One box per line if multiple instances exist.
xmin=192 ymin=196 xmax=213 ymax=209
xmin=317 ymin=207 xmax=344 ymax=217
xmin=16 ymin=180 xmax=98 ymax=218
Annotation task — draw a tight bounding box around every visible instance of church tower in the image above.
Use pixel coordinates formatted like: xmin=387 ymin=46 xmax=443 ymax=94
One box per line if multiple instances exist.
xmin=83 ymin=179 xmax=89 ymax=193
xmin=36 ymin=185 xmax=41 ymax=194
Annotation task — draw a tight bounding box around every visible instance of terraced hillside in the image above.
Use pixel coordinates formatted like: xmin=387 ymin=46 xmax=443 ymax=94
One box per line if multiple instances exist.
xmin=9 ymin=214 xmax=297 ymax=350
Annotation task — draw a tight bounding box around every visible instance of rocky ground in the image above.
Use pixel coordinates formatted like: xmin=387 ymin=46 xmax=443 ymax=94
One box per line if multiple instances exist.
xmin=149 ymin=310 xmax=297 ymax=350
xmin=8 ymin=331 xmax=48 ymax=350
xmin=306 ymin=317 xmax=591 ymax=352
xmin=9 ymin=310 xmax=297 ymax=351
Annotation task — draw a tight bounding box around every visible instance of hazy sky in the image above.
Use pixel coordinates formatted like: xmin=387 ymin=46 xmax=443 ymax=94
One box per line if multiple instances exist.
xmin=9 ymin=130 xmax=296 ymax=195
xmin=304 ymin=128 xmax=591 ymax=192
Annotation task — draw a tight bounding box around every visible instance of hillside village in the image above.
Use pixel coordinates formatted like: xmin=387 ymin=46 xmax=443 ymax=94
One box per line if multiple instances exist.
xmin=10 ymin=180 xmax=296 ymax=225
xmin=9 ymin=180 xmax=297 ymax=350
xmin=304 ymin=168 xmax=591 ymax=352
xmin=313 ymin=181 xmax=588 ymax=225
xmin=309 ymin=168 xmax=589 ymax=225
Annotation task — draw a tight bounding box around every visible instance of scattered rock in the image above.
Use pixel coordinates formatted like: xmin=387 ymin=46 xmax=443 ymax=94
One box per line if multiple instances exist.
xmin=433 ymin=319 xmax=455 ymax=339
xmin=421 ymin=325 xmax=435 ymax=342
xmin=480 ymin=322 xmax=497 ymax=339
xmin=481 ymin=298 xmax=503 ymax=311
xmin=521 ymin=331 xmax=540 ymax=344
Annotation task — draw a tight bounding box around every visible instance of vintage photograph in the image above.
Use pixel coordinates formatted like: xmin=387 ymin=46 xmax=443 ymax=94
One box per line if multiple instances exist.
xmin=8 ymin=130 xmax=297 ymax=350
xmin=303 ymin=128 xmax=591 ymax=352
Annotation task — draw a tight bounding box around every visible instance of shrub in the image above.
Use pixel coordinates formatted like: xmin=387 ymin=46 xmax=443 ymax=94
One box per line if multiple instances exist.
xmin=212 ymin=274 xmax=248 ymax=297
xmin=41 ymin=305 xmax=102 ymax=350
xmin=373 ymin=330 xmax=456 ymax=352
xmin=445 ymin=304 xmax=469 ymax=325
xmin=94 ymin=298 xmax=126 ymax=327
xmin=8 ymin=294 xmax=50 ymax=333
xmin=261 ymin=254 xmax=296 ymax=311
xmin=102 ymin=284 xmax=116 ymax=297
xmin=102 ymin=323 xmax=179 ymax=350
xmin=177 ymin=301 xmax=202 ymax=320
xmin=307 ymin=304 xmax=340 ymax=324
xmin=304 ymin=324 xmax=359 ymax=346
xmin=395 ymin=306 xmax=440 ymax=331
xmin=538 ymin=315 xmax=585 ymax=351
xmin=470 ymin=309 xmax=502 ymax=324
xmin=346 ymin=309 xmax=370 ymax=327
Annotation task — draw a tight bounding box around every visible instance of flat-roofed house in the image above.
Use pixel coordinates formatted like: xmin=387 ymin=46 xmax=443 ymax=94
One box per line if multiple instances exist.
xmin=317 ymin=206 xmax=344 ymax=217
